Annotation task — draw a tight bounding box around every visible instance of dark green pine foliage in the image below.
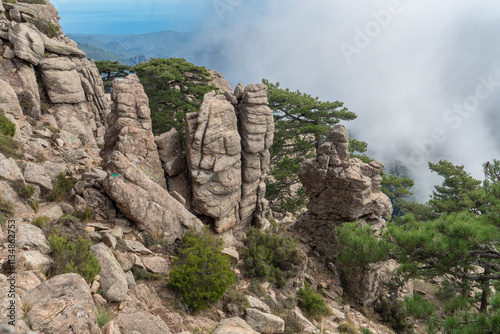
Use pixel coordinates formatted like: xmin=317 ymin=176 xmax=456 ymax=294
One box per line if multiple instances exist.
xmin=399 ymin=160 xmax=484 ymax=221
xmin=133 ymin=58 xmax=217 ymax=141
xmin=381 ymin=161 xmax=415 ymax=217
xmin=337 ymin=160 xmax=500 ymax=331
xmin=169 ymin=228 xmax=234 ymax=311
xmin=263 ymin=79 xmax=361 ymax=214
xmin=94 ymin=60 xmax=132 ymax=93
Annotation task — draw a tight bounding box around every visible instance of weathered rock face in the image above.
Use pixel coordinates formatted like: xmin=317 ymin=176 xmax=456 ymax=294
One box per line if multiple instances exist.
xmin=237 ymin=84 xmax=274 ymax=227
xmin=102 ymin=74 xmax=167 ymax=188
xmin=103 ymin=150 xmax=203 ymax=244
xmin=213 ymin=317 xmax=259 ymax=334
xmin=184 ymin=84 xmax=274 ymax=233
xmin=91 ymin=242 xmax=128 ymax=302
xmin=40 ymin=57 xmax=86 ymax=104
xmin=297 ymin=125 xmax=393 ymax=305
xmin=186 ymin=91 xmax=242 ymax=233
xmin=155 ymin=128 xmax=186 ymax=177
xmin=299 ymin=125 xmax=392 ymax=221
xmin=21 ymin=273 xmax=101 ymax=334
xmin=8 ymin=23 xmax=44 ymax=65
xmin=0 ymin=0 xmax=110 ymax=157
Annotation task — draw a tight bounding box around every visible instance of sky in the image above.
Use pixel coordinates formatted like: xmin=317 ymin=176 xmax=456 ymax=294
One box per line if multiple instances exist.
xmin=53 ymin=0 xmax=500 ymax=201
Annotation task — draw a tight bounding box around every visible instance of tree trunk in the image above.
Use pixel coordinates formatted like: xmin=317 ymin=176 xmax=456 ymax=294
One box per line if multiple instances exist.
xmin=480 ymin=266 xmax=491 ymax=312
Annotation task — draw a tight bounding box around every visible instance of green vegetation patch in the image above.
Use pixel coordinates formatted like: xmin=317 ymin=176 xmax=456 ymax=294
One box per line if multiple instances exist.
xmin=0 ymin=109 xmax=16 ymax=137
xmin=47 ymin=230 xmax=100 ymax=283
xmin=296 ymin=285 xmax=330 ymax=319
xmin=46 ymin=173 xmax=75 ymax=201
xmin=242 ymin=225 xmax=301 ymax=288
xmin=169 ymin=228 xmax=234 ymax=311
xmin=0 ymin=196 xmax=14 ymax=224
xmin=10 ymin=180 xmax=36 ymax=199
xmin=95 ymin=305 xmax=113 ymax=328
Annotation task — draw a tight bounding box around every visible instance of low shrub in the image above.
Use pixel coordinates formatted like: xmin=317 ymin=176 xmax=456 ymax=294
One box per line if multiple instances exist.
xmin=283 ymin=312 xmax=303 ymax=334
xmin=339 ymin=318 xmax=359 ymax=334
xmin=0 ymin=109 xmax=16 ymax=137
xmin=33 ymin=216 xmax=51 ymax=229
xmin=0 ymin=196 xmax=14 ymax=224
xmin=57 ymin=214 xmax=80 ymax=225
xmin=142 ymin=231 xmax=166 ymax=249
xmin=242 ymin=225 xmax=301 ymax=288
xmin=95 ymin=305 xmax=113 ymax=328
xmin=11 ymin=180 xmax=36 ymax=199
xmin=47 ymin=230 xmax=100 ymax=283
xmin=0 ymin=134 xmax=22 ymax=159
xmin=77 ymin=206 xmax=94 ymax=222
xmin=296 ymin=284 xmax=330 ymax=319
xmin=223 ymin=286 xmax=250 ymax=314
xmin=169 ymin=228 xmax=235 ymax=311
xmin=404 ymin=294 xmax=436 ymax=319
xmin=32 ymin=18 xmax=59 ymax=38
xmin=46 ymin=173 xmax=75 ymax=201
xmin=131 ymin=267 xmax=162 ymax=281
xmin=29 ymin=199 xmax=39 ymax=213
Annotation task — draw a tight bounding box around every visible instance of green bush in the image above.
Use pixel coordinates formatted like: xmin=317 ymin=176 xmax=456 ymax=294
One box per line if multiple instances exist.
xmin=142 ymin=231 xmax=167 ymax=249
xmin=242 ymin=225 xmax=301 ymax=288
xmin=223 ymin=286 xmax=250 ymax=314
xmin=46 ymin=173 xmax=75 ymax=201
xmin=0 ymin=134 xmax=21 ymax=159
xmin=0 ymin=196 xmax=14 ymax=224
xmin=131 ymin=267 xmax=162 ymax=281
xmin=30 ymin=199 xmax=39 ymax=213
xmin=32 ymin=19 xmax=59 ymax=38
xmin=404 ymin=294 xmax=436 ymax=319
xmin=47 ymin=230 xmax=100 ymax=283
xmin=11 ymin=180 xmax=36 ymax=199
xmin=77 ymin=206 xmax=94 ymax=222
xmin=95 ymin=305 xmax=113 ymax=328
xmin=33 ymin=216 xmax=51 ymax=229
xmin=296 ymin=285 xmax=330 ymax=319
xmin=0 ymin=109 xmax=16 ymax=137
xmin=169 ymin=228 xmax=235 ymax=311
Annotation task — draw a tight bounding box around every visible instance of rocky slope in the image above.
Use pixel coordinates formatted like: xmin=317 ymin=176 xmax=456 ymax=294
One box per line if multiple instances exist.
xmin=0 ymin=1 xmax=398 ymax=333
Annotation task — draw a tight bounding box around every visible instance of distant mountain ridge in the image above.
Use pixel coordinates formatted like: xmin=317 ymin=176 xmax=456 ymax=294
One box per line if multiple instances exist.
xmin=68 ymin=30 xmax=229 ymax=71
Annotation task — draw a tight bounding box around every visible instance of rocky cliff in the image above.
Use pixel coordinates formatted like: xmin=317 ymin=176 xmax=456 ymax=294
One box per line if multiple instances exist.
xmin=296 ymin=125 xmax=395 ymax=305
xmin=0 ymin=1 xmax=397 ymax=333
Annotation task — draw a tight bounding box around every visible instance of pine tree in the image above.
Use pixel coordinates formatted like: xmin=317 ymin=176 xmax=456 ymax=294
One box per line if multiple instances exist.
xmin=263 ymin=79 xmax=363 ymax=214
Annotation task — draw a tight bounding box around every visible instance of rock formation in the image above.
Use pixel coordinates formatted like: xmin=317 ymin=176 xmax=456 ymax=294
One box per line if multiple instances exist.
xmin=186 ymin=91 xmax=242 ymax=233
xmin=184 ymin=83 xmax=274 ymax=233
xmin=103 ymin=150 xmax=203 ymax=244
xmin=0 ymin=2 xmax=400 ymax=333
xmin=237 ymin=83 xmax=274 ymax=228
xmin=102 ymin=74 xmax=167 ymax=188
xmin=296 ymin=124 xmax=394 ymax=305
xmin=0 ymin=0 xmax=109 ymax=159
xmin=298 ymin=125 xmax=392 ymax=222
xmin=21 ymin=274 xmax=101 ymax=334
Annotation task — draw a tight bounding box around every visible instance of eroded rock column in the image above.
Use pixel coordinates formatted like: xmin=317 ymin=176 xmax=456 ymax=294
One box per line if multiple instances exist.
xmin=186 ymin=91 xmax=242 ymax=233
xmin=297 ymin=124 xmax=393 ymax=305
xmin=237 ymin=84 xmax=274 ymax=227
xmin=102 ymin=74 xmax=166 ymax=188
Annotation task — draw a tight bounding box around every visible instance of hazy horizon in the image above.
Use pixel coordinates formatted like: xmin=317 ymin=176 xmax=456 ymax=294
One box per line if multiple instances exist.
xmin=54 ymin=0 xmax=500 ymax=201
